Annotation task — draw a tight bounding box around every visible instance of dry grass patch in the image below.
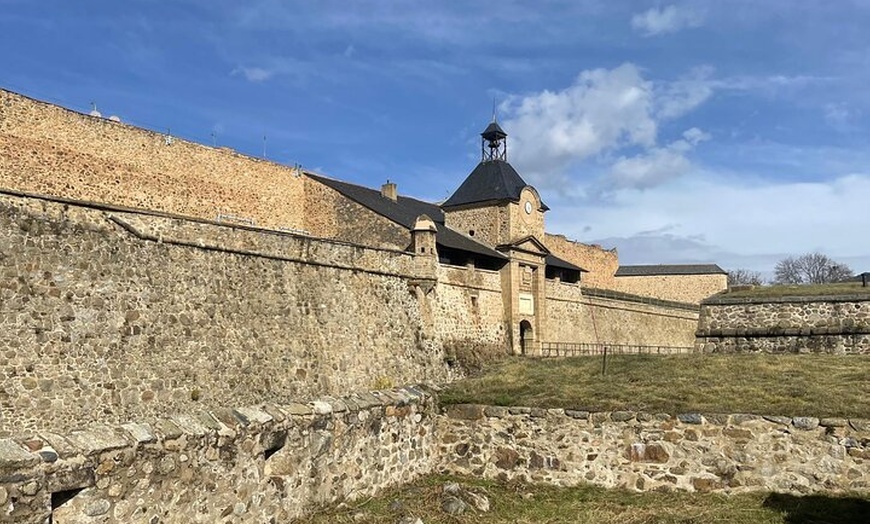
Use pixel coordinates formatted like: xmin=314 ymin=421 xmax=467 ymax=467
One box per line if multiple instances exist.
xmin=296 ymin=475 xmax=869 ymax=523
xmin=439 ymin=354 xmax=870 ymax=418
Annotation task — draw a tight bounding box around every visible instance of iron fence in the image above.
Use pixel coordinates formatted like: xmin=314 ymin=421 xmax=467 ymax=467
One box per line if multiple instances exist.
xmin=538 ymin=342 xmax=695 ymax=357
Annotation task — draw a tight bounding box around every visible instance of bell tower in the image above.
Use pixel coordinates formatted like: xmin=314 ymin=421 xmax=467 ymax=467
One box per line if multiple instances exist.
xmin=481 ymin=120 xmax=507 ymax=162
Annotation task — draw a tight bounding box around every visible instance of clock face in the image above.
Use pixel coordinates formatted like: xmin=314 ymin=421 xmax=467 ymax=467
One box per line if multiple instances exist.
xmin=524 ymin=201 xmax=532 ymax=214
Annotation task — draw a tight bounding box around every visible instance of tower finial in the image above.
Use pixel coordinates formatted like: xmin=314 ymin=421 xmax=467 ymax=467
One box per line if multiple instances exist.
xmin=492 ymin=98 xmax=497 ymax=123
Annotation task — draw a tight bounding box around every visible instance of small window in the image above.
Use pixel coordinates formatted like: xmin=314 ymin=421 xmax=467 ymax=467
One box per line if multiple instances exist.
xmin=469 ymin=230 xmax=475 ymax=237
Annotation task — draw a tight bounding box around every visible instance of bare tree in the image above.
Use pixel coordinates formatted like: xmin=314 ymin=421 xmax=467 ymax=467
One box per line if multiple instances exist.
xmin=773 ymin=252 xmax=853 ymax=284
xmin=728 ymin=268 xmax=764 ymax=287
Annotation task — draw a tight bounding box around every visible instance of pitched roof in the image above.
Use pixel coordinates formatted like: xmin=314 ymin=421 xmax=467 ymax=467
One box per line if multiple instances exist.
xmin=442 ymin=159 xmax=549 ymax=210
xmin=546 ymin=253 xmax=586 ymax=272
xmin=308 ymin=174 xmax=506 ymax=261
xmin=615 ymin=264 xmax=727 ymax=277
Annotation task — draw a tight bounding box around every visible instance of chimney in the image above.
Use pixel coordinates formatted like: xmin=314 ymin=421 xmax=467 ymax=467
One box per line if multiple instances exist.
xmin=381 ymin=180 xmax=397 ymax=201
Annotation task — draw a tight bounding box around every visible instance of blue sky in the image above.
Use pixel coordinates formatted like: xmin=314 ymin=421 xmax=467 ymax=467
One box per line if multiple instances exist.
xmin=3 ymin=1 xmax=870 ymax=276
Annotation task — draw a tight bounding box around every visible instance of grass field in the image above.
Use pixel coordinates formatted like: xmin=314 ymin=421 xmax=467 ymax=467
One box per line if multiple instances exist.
xmin=439 ymin=354 xmax=870 ymax=418
xmin=719 ymin=281 xmax=870 ymax=299
xmin=297 ymin=474 xmax=870 ymax=524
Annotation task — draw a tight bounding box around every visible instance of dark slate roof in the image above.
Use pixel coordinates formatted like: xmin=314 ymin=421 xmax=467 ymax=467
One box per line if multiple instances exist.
xmin=442 ymin=160 xmax=549 ymax=210
xmin=308 ymin=174 xmax=506 ymax=261
xmin=546 ymin=254 xmax=587 ymax=273
xmin=481 ymin=121 xmax=507 ymax=140
xmin=615 ymin=264 xmax=727 ymax=277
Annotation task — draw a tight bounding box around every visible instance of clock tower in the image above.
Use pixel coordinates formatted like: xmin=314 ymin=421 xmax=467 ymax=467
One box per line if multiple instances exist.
xmin=442 ymin=118 xmax=551 ymax=355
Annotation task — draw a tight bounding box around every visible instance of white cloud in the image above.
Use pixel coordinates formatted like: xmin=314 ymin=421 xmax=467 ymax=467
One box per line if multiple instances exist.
xmin=545 ymin=172 xmax=870 ymax=272
xmin=230 ymin=66 xmax=274 ymax=82
xmin=503 ymin=63 xmax=657 ymax=179
xmin=631 ymin=5 xmax=704 ymax=36
xmin=655 ymin=66 xmax=715 ymax=119
xmin=502 ymin=64 xmax=715 ymax=191
xmin=608 ymin=128 xmax=709 ymax=189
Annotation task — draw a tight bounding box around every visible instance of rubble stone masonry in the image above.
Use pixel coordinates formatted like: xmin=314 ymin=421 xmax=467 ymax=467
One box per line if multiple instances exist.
xmin=696 ymin=295 xmax=870 ymax=353
xmin=0 ymin=89 xmax=308 ymax=231
xmin=438 ymin=404 xmax=870 ymax=496
xmin=0 ymin=190 xmax=455 ymax=434
xmin=2 ymin=390 xmax=868 ymax=523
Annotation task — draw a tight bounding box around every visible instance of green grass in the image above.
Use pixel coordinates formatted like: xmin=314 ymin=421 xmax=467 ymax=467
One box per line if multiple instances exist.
xmin=439 ymin=354 xmax=870 ymax=418
xmin=721 ymin=282 xmax=870 ymax=299
xmin=296 ymin=474 xmax=870 ymax=524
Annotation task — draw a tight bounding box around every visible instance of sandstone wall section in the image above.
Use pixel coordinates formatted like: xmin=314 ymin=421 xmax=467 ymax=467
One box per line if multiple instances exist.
xmin=543 ymin=233 xmax=619 ymax=289
xmin=612 ymin=273 xmax=728 ymax=305
xmin=0 ymin=89 xmax=308 ymax=232
xmin=696 ymin=295 xmax=870 ymax=353
xmin=544 ymin=282 xmax=699 ymax=349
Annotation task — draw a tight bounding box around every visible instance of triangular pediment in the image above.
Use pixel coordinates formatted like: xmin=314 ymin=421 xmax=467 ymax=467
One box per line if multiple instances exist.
xmin=497 ymin=235 xmax=551 ymax=256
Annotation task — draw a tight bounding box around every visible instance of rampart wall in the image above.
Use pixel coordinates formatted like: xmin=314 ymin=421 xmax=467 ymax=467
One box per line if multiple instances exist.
xmin=0 ymin=89 xmax=308 ymax=232
xmin=433 ymin=265 xmax=509 ymax=358
xmin=0 ymin=190 xmax=455 ymax=434
xmin=3 ymin=391 xmax=868 ymax=523
xmin=696 ymin=295 xmax=870 ymax=353
xmin=544 ymin=282 xmax=699 ymax=348
xmin=544 ymin=233 xmax=619 ymax=289
xmin=612 ymin=273 xmax=728 ymax=305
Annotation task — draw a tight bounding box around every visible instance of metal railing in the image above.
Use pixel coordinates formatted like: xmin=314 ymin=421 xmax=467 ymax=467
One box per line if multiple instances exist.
xmin=538 ymin=342 xmax=694 ymax=357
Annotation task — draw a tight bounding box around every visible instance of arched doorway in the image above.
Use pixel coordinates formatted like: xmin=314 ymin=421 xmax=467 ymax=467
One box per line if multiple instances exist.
xmin=519 ymin=320 xmax=534 ymax=355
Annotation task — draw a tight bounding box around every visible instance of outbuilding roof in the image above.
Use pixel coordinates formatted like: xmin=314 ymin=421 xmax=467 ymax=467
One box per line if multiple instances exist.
xmin=615 ymin=264 xmax=727 ymax=277
xmin=308 ymin=174 xmax=507 ymax=261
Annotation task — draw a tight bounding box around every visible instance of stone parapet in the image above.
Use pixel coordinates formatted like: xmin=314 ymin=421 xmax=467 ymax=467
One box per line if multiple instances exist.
xmin=0 ymin=387 xmax=437 ymax=523
xmin=437 ymin=404 xmax=870 ymax=495
xmin=696 ymin=296 xmax=870 ymax=353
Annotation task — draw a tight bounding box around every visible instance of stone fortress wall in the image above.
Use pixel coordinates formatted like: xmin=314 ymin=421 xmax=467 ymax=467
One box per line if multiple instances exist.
xmin=544 ymin=233 xmax=619 ymax=289
xmin=0 ymin=187 xmax=703 ymax=436
xmin=543 ymin=233 xmax=723 ymax=305
xmin=0 ymin=190 xmax=458 ymax=434
xmin=696 ymin=294 xmax=870 ymax=354
xmin=2 ymin=389 xmax=868 ymax=523
xmin=611 ymin=273 xmax=728 ymax=306
xmin=545 ymin=281 xmax=699 ymax=348
xmin=0 ymin=90 xmax=308 ymax=233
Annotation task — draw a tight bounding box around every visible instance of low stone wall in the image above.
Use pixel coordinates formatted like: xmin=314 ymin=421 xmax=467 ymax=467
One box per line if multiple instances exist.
xmin=0 ymin=387 xmax=437 ymax=524
xmin=696 ymin=295 xmax=870 ymax=353
xmin=3 ymin=392 xmax=869 ymax=522
xmin=437 ymin=404 xmax=870 ymax=494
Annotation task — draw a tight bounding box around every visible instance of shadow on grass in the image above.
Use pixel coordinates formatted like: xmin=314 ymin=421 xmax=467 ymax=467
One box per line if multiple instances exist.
xmin=762 ymin=492 xmax=870 ymax=524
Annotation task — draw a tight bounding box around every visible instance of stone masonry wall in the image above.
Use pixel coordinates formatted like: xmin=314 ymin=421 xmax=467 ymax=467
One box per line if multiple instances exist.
xmin=3 ymin=390 xmax=869 ymax=522
xmin=0 ymin=191 xmax=453 ymax=434
xmin=443 ymin=205 xmax=509 ymax=249
xmin=611 ymin=273 xmax=728 ymax=305
xmin=545 ymin=281 xmax=699 ymax=348
xmin=432 ymin=265 xmax=510 ymax=359
xmin=303 ymin=176 xmax=411 ymax=250
xmin=0 ymin=387 xmax=438 ymax=524
xmin=438 ymin=404 xmax=870 ymax=495
xmin=696 ymin=295 xmax=870 ymax=353
xmin=543 ymin=233 xmax=619 ymax=289
xmin=0 ymin=89 xmax=308 ymax=232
